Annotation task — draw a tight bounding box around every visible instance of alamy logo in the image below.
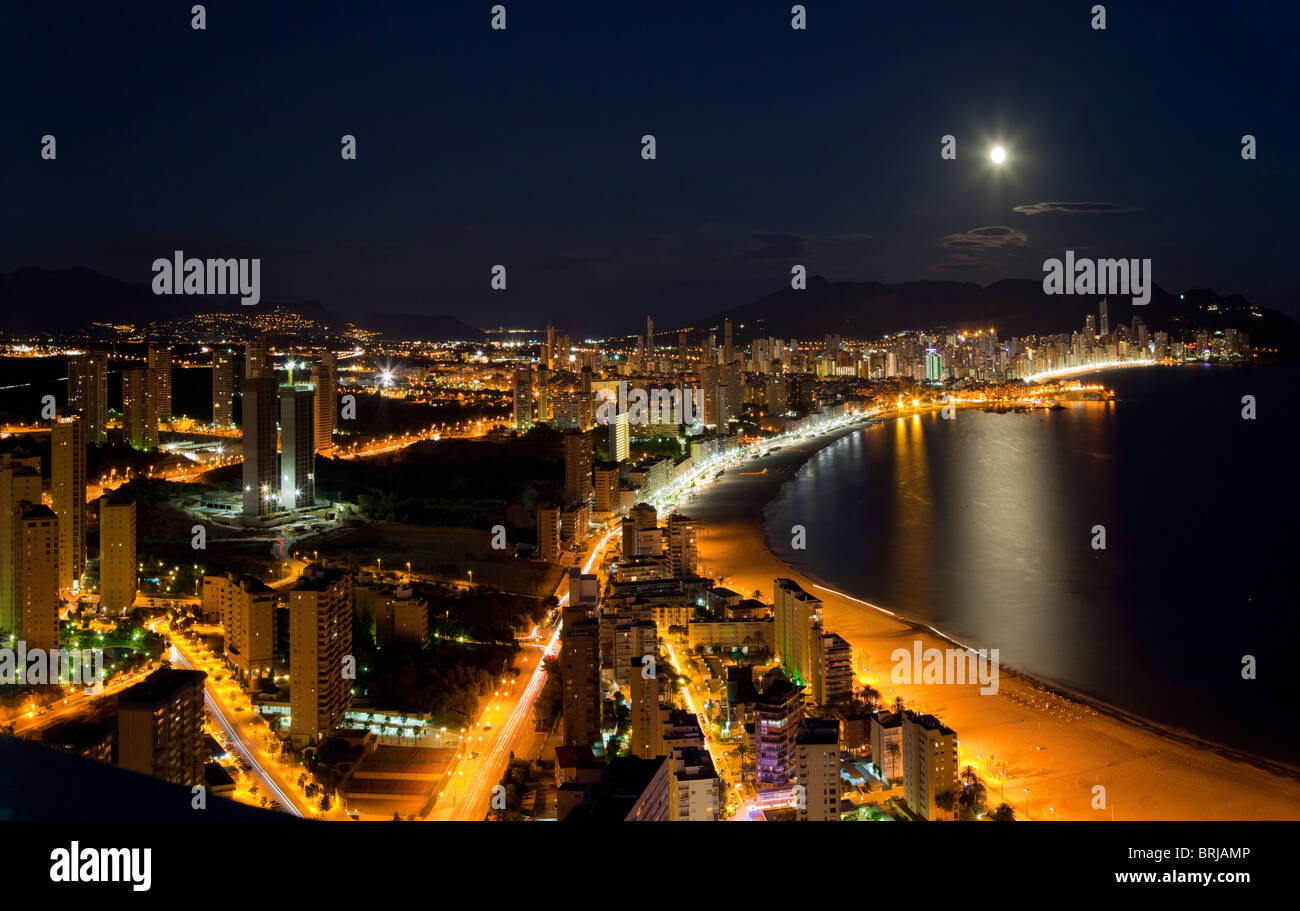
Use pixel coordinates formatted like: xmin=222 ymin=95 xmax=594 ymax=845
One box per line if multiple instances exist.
xmin=152 ymin=250 xmax=261 ymax=305
xmin=1042 ymin=250 xmax=1151 ymax=305
xmin=0 ymin=643 xmax=103 ymax=690
xmin=595 ymin=381 xmax=702 ymax=431
xmin=49 ymin=842 xmax=151 ymax=892
xmin=890 ymin=641 xmax=1000 ymax=695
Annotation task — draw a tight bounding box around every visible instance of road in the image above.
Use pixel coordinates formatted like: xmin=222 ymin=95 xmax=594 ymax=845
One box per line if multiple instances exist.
xmin=150 ymin=617 xmax=317 ymax=818
xmin=432 ymin=525 xmax=621 ymax=821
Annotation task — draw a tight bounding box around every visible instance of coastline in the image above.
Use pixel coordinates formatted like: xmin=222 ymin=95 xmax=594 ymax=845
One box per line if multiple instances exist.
xmin=684 ymin=419 xmax=1300 ymax=820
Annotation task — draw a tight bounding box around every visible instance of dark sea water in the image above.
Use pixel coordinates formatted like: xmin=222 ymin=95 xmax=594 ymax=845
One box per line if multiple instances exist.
xmin=766 ymin=364 xmax=1298 ymax=764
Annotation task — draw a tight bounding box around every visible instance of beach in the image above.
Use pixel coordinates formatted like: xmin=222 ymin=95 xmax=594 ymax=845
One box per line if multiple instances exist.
xmin=684 ymin=422 xmax=1300 ymax=820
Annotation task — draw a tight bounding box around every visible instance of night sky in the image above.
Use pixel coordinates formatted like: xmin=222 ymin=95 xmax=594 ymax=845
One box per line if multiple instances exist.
xmin=2 ymin=0 xmax=1295 ymax=334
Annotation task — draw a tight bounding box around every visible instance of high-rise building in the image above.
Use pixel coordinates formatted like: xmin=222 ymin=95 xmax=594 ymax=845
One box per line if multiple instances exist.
xmin=51 ymin=415 xmax=86 ymax=592
xmin=99 ymin=501 xmax=137 ymax=614
xmin=628 ymin=655 xmax=663 ymax=759
xmin=288 ymin=564 xmax=354 ymax=748
xmin=560 ymin=573 xmax=601 ymax=749
xmin=818 ymin=631 xmax=853 ymax=706
xmin=622 ymin=503 xmax=659 ymax=557
xmin=538 ymin=505 xmax=562 ymax=562
xmin=593 ymin=463 xmax=620 ymax=516
xmin=545 ymin=324 xmax=555 ymax=370
xmin=773 ymin=578 xmax=823 ymax=695
xmin=0 ymin=455 xmax=42 ymax=634
xmin=901 ymin=710 xmax=958 ymax=821
xmin=278 ymin=383 xmax=315 ymax=511
xmin=117 ymin=668 xmax=207 ymax=786
xmin=753 ymin=672 xmax=804 ymax=788
xmin=670 ymin=746 xmax=721 ymax=821
xmin=665 ymin=513 xmax=698 ymax=578
xmin=373 ymin=586 xmax=429 ymax=648
xmin=724 ymin=318 xmax=735 ymax=365
xmin=579 ymin=367 xmax=594 ymax=430
xmin=870 ymin=711 xmax=903 ymax=783
xmin=244 ymin=337 xmax=268 ymax=380
xmin=122 ymin=367 xmax=158 ymax=450
xmin=645 ymin=315 xmax=655 ymax=360
xmin=563 ymin=431 xmax=592 ymax=505
xmin=310 ymin=352 xmax=338 ymax=453
xmin=567 ymin=568 xmax=599 ymax=615
xmin=241 ymin=376 xmax=279 ymax=517
xmin=67 ymin=350 xmax=108 ymax=444
xmin=613 ymin=618 xmax=657 ymax=689
xmin=560 ymin=756 xmax=672 ymax=821
xmin=702 ymin=364 xmax=725 ymax=427
xmin=795 ymin=717 xmax=842 ymax=821
xmin=608 ymin=410 xmax=630 ymax=462
xmin=1099 ymin=298 xmax=1109 ymax=337
xmin=147 ymin=343 xmax=173 ymax=420
xmin=512 ymin=368 xmax=533 ymax=431
xmin=212 ymin=349 xmax=235 ymax=426
xmin=203 ymin=573 xmax=276 ymax=690
xmin=16 ymin=504 xmax=60 ymax=654
xmin=561 ymin=617 xmax=602 ymax=748
xmin=536 ymin=365 xmax=551 ymax=424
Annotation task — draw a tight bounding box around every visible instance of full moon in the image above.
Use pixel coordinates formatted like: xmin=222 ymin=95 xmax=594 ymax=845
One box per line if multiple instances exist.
xmin=991 ymin=146 xmax=1007 ymax=164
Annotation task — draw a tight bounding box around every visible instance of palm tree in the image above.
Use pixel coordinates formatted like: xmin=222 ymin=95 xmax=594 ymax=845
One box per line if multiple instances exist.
xmin=892 ymin=696 xmax=905 ymax=714
xmin=989 ymin=802 xmax=1016 ymax=822
xmin=958 ymin=766 xmax=988 ymax=819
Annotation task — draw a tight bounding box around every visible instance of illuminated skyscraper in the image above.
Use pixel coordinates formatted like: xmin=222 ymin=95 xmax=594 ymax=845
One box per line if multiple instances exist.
xmin=665 ymin=513 xmax=698 ymax=578
xmin=67 ymin=350 xmax=108 ymax=444
xmin=51 ymin=415 xmax=86 ymax=592
xmin=563 ymin=430 xmax=592 ymax=504
xmin=241 ymin=376 xmax=279 ymax=517
xmin=147 ymin=343 xmax=173 ymax=421
xmin=16 ymin=504 xmax=60 ymax=654
xmin=118 ymin=668 xmax=206 ymax=786
xmin=212 ymin=348 xmax=235 ymax=426
xmin=0 ymin=455 xmax=41 ymax=634
xmin=279 ymin=383 xmax=316 ymax=511
xmin=99 ymin=500 xmax=137 ymax=614
xmin=512 ymin=368 xmax=533 ymax=431
xmin=901 ymin=711 xmax=958 ymax=821
xmin=311 ymin=352 xmax=338 ymax=453
xmin=122 ymin=367 xmax=158 ymax=450
xmin=244 ymin=336 xmax=268 ymax=380
xmin=774 ymin=577 xmax=823 ymax=694
xmin=609 ymin=410 xmax=630 ymax=462
xmin=289 ymin=565 xmax=353 ymax=748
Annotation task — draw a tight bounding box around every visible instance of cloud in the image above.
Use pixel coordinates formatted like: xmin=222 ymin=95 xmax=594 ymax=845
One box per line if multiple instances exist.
xmin=1011 ymin=201 xmax=1142 ymax=216
xmin=941 ymin=225 xmax=1029 ymax=251
xmin=939 ymin=225 xmax=1029 ymax=271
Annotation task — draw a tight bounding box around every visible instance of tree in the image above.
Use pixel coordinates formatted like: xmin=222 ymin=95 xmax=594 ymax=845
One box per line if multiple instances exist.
xmin=989 ymin=802 xmax=1016 ymax=822
xmin=934 ymin=790 xmax=957 ymax=815
xmin=892 ymin=696 xmax=905 ymax=714
xmin=958 ymin=765 xmax=988 ymax=819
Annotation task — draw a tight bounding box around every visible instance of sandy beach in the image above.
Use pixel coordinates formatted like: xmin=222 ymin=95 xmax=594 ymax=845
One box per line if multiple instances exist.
xmin=685 ymin=422 xmax=1300 ymax=820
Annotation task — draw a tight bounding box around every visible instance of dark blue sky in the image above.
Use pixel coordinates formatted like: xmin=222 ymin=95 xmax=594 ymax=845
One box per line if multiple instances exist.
xmin=2 ymin=0 xmax=1295 ymax=334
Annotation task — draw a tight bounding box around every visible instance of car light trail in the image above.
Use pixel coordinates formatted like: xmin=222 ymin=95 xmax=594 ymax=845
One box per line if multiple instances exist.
xmin=169 ymin=644 xmax=304 ymax=818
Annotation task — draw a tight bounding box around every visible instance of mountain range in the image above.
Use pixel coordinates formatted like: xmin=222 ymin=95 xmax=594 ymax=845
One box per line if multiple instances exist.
xmin=2 ymin=267 xmax=1295 ymax=353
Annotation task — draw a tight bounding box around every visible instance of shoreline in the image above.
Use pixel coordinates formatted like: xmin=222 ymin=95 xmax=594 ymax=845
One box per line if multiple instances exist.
xmin=685 ymin=418 xmax=1300 ymax=820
